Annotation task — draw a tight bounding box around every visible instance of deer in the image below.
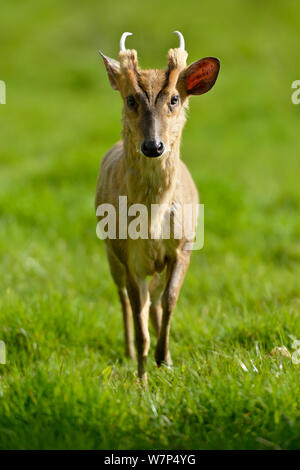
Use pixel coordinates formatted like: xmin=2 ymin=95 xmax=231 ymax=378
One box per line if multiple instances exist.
xmin=95 ymin=31 xmax=220 ymax=384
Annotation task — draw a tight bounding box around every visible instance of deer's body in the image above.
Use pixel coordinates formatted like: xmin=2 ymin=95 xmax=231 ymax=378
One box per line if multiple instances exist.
xmin=95 ymin=33 xmax=220 ymax=383
xmin=96 ymin=140 xmax=198 ymax=275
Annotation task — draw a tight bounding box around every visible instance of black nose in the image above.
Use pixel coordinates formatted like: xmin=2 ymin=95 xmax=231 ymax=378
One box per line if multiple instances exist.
xmin=141 ymin=140 xmax=165 ymax=157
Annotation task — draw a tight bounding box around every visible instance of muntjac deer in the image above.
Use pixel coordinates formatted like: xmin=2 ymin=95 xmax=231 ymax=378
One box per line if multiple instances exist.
xmin=95 ymin=32 xmax=220 ymax=383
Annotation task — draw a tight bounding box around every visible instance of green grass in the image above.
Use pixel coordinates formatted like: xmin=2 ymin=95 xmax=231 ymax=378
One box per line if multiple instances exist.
xmin=0 ymin=0 xmax=300 ymax=450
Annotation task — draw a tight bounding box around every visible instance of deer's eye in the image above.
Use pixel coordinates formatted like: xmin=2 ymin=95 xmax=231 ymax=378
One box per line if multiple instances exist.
xmin=126 ymin=95 xmax=136 ymax=108
xmin=170 ymin=95 xmax=179 ymax=106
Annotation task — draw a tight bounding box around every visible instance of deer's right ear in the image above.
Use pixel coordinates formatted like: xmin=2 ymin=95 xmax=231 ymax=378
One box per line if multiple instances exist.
xmin=178 ymin=57 xmax=220 ymax=96
xmin=99 ymin=51 xmax=121 ymax=91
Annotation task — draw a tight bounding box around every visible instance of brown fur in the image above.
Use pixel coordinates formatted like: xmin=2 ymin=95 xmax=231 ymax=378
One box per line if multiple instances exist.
xmin=96 ymin=44 xmax=219 ymax=384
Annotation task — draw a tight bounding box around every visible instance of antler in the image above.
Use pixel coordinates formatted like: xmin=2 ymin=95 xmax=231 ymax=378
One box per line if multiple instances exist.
xmin=173 ymin=31 xmax=185 ymax=50
xmin=120 ymin=32 xmax=133 ymax=51
xmin=167 ymin=31 xmax=188 ymax=72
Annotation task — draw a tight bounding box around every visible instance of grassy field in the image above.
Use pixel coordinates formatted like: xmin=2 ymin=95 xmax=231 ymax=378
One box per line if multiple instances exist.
xmin=0 ymin=0 xmax=300 ymax=450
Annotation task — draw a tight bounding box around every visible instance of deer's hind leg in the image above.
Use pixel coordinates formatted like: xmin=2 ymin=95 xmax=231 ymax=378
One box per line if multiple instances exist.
xmin=106 ymin=246 xmax=135 ymax=360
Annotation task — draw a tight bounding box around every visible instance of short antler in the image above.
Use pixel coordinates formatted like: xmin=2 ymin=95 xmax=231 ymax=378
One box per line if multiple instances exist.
xmin=173 ymin=31 xmax=185 ymax=50
xmin=167 ymin=31 xmax=188 ymax=72
xmin=120 ymin=32 xmax=133 ymax=51
xmin=119 ymin=32 xmax=138 ymax=71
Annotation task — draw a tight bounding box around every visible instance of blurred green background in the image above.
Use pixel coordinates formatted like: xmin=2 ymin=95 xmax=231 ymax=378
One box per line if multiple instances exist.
xmin=0 ymin=0 xmax=299 ymax=450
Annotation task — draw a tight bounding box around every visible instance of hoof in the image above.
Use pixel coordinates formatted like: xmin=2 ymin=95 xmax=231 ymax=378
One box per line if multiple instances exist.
xmin=155 ymin=349 xmax=172 ymax=368
xmin=156 ymin=360 xmax=172 ymax=369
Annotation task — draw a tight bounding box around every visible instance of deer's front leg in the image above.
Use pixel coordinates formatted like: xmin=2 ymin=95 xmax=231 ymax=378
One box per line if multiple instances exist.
xmin=118 ymin=288 xmax=135 ymax=360
xmin=149 ymin=272 xmax=165 ymax=337
xmin=155 ymin=253 xmax=190 ymax=366
xmin=126 ymin=275 xmax=150 ymax=384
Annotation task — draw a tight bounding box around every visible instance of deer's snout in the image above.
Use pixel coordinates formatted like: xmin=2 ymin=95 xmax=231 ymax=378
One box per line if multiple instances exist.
xmin=141 ymin=140 xmax=165 ymax=158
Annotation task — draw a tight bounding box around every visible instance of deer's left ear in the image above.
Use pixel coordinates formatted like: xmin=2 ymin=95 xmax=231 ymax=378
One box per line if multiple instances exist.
xmin=180 ymin=57 xmax=220 ymax=96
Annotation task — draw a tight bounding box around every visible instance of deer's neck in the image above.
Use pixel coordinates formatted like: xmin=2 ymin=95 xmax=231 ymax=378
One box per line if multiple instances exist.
xmin=123 ymin=134 xmax=181 ymax=206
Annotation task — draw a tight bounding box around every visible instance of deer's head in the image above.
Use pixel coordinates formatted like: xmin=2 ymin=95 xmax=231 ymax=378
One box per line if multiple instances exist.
xmin=100 ymin=32 xmax=220 ymax=158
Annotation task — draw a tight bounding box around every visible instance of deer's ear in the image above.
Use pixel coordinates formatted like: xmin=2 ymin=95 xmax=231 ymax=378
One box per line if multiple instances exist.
xmin=99 ymin=51 xmax=121 ymax=91
xmin=181 ymin=57 xmax=220 ymax=96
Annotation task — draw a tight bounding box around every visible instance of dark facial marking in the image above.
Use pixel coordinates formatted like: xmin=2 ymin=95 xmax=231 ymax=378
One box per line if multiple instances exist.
xmin=154 ymin=69 xmax=171 ymax=105
xmin=135 ymin=70 xmax=150 ymax=102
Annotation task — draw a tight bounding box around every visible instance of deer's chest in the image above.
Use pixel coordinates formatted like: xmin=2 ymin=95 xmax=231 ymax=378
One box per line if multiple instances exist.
xmin=127 ymin=205 xmax=180 ymax=277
